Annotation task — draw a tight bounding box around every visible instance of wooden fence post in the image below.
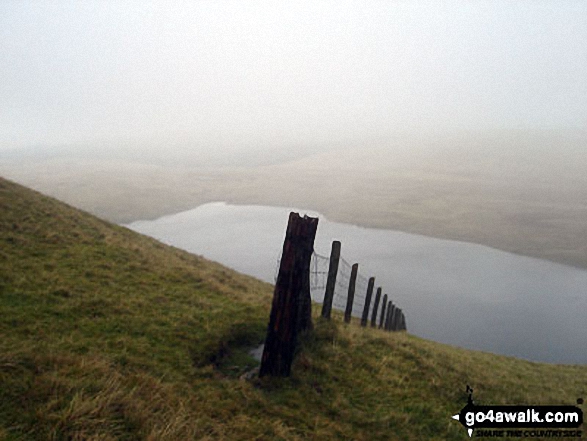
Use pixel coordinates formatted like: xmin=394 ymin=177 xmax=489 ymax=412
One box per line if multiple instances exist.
xmin=370 ymin=287 xmax=382 ymax=328
xmin=344 ymin=263 xmax=358 ymax=323
xmin=391 ymin=307 xmax=400 ymax=331
xmin=378 ymin=294 xmax=388 ymax=329
xmin=321 ymin=241 xmax=341 ymax=319
xmin=391 ymin=304 xmax=397 ymax=331
xmin=360 ymin=277 xmax=375 ymax=327
xmin=386 ymin=302 xmax=395 ymax=331
xmin=384 ymin=301 xmax=391 ymax=331
xmin=260 ymin=212 xmax=318 ymax=377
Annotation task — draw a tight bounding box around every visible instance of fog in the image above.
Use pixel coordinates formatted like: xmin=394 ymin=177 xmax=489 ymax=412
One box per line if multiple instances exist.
xmin=2 ymin=1 xmax=586 ymax=162
xmin=2 ymin=2 xmax=587 ymax=368
xmin=2 ymin=1 xmax=587 ymax=272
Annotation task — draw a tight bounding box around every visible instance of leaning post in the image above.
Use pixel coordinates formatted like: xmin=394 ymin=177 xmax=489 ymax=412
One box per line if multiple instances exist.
xmin=344 ymin=263 xmax=358 ymax=323
xmin=259 ymin=212 xmax=318 ymax=377
xmin=360 ymin=277 xmax=375 ymax=327
xmin=378 ymin=294 xmax=388 ymax=329
xmin=385 ymin=302 xmax=395 ymax=331
xmin=391 ymin=307 xmax=401 ymax=331
xmin=370 ymin=287 xmax=382 ymax=327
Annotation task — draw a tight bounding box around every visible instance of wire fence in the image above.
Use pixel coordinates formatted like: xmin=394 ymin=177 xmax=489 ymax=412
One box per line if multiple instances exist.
xmin=262 ymin=214 xmax=405 ymax=378
xmin=275 ymin=248 xmax=403 ymax=325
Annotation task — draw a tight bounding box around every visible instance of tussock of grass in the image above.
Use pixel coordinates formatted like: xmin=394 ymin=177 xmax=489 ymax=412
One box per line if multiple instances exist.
xmin=1 ymin=177 xmax=585 ymax=440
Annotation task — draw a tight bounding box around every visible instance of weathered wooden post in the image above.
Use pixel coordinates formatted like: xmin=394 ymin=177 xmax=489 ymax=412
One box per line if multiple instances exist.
xmin=370 ymin=287 xmax=382 ymax=328
xmin=386 ymin=302 xmax=395 ymax=331
xmin=390 ymin=307 xmax=396 ymax=331
xmin=344 ymin=263 xmax=358 ymax=323
xmin=384 ymin=302 xmax=391 ymax=331
xmin=360 ymin=277 xmax=375 ymax=327
xmin=378 ymin=294 xmax=388 ymax=329
xmin=321 ymin=241 xmax=341 ymax=319
xmin=391 ymin=307 xmax=400 ymax=331
xmin=260 ymin=212 xmax=318 ymax=377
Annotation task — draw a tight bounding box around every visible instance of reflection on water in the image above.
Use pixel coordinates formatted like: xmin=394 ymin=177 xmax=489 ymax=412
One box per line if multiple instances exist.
xmin=127 ymin=202 xmax=587 ymax=365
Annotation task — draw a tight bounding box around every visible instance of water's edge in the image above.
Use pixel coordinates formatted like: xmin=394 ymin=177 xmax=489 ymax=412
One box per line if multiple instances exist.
xmin=127 ymin=202 xmax=587 ymax=365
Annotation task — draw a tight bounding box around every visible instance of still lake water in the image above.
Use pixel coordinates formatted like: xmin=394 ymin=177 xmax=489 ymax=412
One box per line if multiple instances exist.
xmin=127 ymin=202 xmax=587 ymax=365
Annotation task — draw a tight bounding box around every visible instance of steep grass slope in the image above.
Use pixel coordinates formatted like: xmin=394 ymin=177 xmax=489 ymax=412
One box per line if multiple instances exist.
xmin=0 ymin=177 xmax=585 ymax=440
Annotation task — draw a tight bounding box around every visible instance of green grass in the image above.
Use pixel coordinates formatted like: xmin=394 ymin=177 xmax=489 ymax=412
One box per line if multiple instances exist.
xmin=0 ymin=176 xmax=585 ymax=440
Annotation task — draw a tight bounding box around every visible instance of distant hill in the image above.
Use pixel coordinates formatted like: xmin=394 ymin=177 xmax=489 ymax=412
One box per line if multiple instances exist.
xmin=0 ymin=176 xmax=585 ymax=440
xmin=2 ymin=130 xmax=586 ymax=270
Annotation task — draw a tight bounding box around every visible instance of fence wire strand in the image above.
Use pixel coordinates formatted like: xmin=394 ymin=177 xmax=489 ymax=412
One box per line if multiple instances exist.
xmin=274 ymin=249 xmax=381 ymax=319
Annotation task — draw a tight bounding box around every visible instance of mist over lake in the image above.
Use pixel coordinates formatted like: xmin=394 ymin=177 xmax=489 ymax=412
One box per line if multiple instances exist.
xmin=127 ymin=202 xmax=587 ymax=365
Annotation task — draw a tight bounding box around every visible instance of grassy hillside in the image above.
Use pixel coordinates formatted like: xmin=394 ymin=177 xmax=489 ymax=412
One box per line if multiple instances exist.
xmin=0 ymin=176 xmax=585 ymax=440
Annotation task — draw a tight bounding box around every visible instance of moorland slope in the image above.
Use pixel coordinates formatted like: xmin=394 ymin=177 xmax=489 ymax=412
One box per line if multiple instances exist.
xmin=0 ymin=177 xmax=585 ymax=440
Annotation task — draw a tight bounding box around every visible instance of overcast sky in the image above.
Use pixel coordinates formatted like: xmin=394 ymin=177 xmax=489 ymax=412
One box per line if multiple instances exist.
xmin=1 ymin=1 xmax=586 ymax=153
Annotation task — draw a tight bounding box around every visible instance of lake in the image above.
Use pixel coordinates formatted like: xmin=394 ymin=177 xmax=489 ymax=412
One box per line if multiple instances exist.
xmin=127 ymin=202 xmax=587 ymax=365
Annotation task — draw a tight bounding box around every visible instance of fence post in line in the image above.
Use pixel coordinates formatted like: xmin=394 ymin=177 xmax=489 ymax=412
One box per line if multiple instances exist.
xmin=379 ymin=294 xmax=388 ymax=329
xmin=385 ymin=302 xmax=396 ymax=331
xmin=260 ymin=212 xmax=318 ymax=377
xmin=370 ymin=287 xmax=382 ymax=328
xmin=360 ymin=277 xmax=375 ymax=327
xmin=390 ymin=307 xmax=397 ymax=331
xmin=344 ymin=263 xmax=358 ymax=323
xmin=401 ymin=313 xmax=407 ymax=331
xmin=384 ymin=301 xmax=393 ymax=331
xmin=321 ymin=241 xmax=341 ymax=319
xmin=392 ymin=307 xmax=401 ymax=331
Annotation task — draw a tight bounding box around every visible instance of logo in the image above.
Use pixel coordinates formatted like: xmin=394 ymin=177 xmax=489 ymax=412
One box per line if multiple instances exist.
xmin=451 ymin=386 xmax=584 ymax=438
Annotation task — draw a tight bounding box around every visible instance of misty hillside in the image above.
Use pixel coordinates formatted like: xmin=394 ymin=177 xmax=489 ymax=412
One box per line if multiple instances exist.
xmin=0 ymin=177 xmax=585 ymax=440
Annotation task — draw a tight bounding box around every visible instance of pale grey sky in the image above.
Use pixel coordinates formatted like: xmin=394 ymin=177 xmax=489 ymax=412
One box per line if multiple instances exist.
xmin=1 ymin=1 xmax=586 ymax=153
